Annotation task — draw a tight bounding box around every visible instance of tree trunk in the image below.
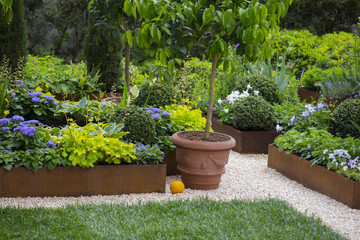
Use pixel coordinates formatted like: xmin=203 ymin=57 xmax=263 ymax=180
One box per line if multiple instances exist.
xmin=204 ymin=51 xmax=218 ymax=140
xmin=124 ymin=41 xmax=131 ymax=99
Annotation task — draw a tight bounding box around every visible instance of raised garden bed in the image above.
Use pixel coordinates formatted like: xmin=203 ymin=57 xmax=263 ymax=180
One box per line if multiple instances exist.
xmin=0 ymin=164 xmax=166 ymax=197
xmin=298 ymin=87 xmax=321 ymax=103
xmin=267 ymin=144 xmax=360 ymax=209
xmin=163 ymin=150 xmax=180 ymax=176
xmin=211 ymin=116 xmax=281 ymax=153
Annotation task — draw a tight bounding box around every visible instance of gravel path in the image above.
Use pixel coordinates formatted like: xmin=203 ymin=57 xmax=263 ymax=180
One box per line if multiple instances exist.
xmin=1 ymin=151 xmax=359 ymax=239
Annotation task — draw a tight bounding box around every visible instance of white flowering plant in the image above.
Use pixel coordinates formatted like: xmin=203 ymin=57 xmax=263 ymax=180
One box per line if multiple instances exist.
xmin=325 ymin=149 xmax=360 ymax=180
xmin=215 ymin=84 xmax=260 ymax=125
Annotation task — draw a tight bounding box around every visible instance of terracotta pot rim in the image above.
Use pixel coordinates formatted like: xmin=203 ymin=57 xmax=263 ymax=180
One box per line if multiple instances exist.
xmin=171 ymin=131 xmax=236 ymax=151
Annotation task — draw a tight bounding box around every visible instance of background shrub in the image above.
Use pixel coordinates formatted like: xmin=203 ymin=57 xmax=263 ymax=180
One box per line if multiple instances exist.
xmin=0 ymin=0 xmax=28 ymax=72
xmin=301 ymin=67 xmax=347 ymax=91
xmin=233 ymin=74 xmax=280 ymax=104
xmin=111 ymin=106 xmax=156 ymax=145
xmin=329 ymin=99 xmax=360 ymax=138
xmin=132 ymin=82 xmax=178 ymax=107
xmin=232 ymin=96 xmax=276 ymax=131
xmin=83 ymin=7 xmax=123 ymax=92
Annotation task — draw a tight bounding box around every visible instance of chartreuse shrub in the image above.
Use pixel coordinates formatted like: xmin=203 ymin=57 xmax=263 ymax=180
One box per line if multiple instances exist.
xmin=54 ymin=123 xmax=136 ymax=168
xmin=110 ymin=106 xmax=156 ymax=145
xmin=270 ymin=30 xmax=356 ymax=76
xmin=233 ymin=74 xmax=280 ymax=104
xmin=232 ymin=96 xmax=275 ymax=131
xmin=275 ymin=127 xmax=360 ymax=181
xmin=162 ymin=104 xmax=208 ymax=132
xmin=329 ymin=99 xmax=360 ymax=139
xmin=0 ymin=116 xmax=66 ymax=172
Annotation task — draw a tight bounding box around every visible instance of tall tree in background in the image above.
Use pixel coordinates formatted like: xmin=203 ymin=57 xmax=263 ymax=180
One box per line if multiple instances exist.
xmin=83 ymin=3 xmax=123 ymax=92
xmin=0 ymin=0 xmax=28 ymax=71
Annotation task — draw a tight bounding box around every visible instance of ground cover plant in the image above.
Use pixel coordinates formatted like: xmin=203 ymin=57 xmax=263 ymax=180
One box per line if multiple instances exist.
xmin=0 ymin=198 xmax=346 ymax=240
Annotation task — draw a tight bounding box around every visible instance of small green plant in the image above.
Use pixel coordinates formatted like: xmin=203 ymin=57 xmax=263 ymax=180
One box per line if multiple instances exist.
xmin=110 ymin=106 xmax=156 ymax=145
xmin=132 ymin=142 xmax=164 ymax=164
xmin=0 ymin=59 xmax=10 ymax=118
xmin=301 ymin=67 xmax=348 ymax=92
xmin=132 ymin=82 xmax=178 ymax=107
xmin=163 ymin=104 xmax=208 ymax=132
xmin=329 ymin=99 xmax=360 ymax=138
xmin=8 ymin=84 xmax=58 ymax=120
xmin=321 ymin=67 xmax=360 ymax=101
xmin=275 ymin=127 xmax=360 ymax=181
xmin=0 ymin=116 xmax=66 ymax=171
xmin=232 ymin=96 xmax=275 ymax=131
xmin=55 ymin=123 xmax=135 ymax=168
xmin=233 ymin=74 xmax=281 ymax=104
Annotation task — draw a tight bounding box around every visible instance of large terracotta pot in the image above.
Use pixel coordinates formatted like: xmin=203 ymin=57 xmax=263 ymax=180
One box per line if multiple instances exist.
xmin=171 ymin=131 xmax=236 ymax=190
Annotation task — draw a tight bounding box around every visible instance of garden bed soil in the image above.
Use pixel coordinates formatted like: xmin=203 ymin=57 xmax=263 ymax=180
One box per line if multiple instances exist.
xmin=0 ymin=164 xmax=166 ymax=197
xmin=267 ymin=144 xmax=360 ymax=209
xmin=163 ymin=150 xmax=180 ymax=176
xmin=297 ymin=87 xmax=322 ymax=103
xmin=211 ymin=116 xmax=281 ymax=153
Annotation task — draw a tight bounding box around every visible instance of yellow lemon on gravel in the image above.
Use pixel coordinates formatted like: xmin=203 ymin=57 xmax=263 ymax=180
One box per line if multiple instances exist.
xmin=170 ymin=181 xmax=185 ymax=194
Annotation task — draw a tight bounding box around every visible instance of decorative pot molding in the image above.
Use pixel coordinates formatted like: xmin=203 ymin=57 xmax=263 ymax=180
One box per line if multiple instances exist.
xmin=0 ymin=164 xmax=166 ymax=197
xmin=211 ymin=116 xmax=281 ymax=153
xmin=267 ymin=145 xmax=360 ymax=209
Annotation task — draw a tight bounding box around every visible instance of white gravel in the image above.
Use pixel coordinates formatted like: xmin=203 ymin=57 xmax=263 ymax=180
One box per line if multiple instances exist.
xmin=1 ymin=150 xmax=359 ymax=239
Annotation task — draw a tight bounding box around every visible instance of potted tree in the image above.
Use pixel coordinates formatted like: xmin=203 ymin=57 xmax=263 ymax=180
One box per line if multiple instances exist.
xmin=171 ymin=0 xmax=292 ymax=189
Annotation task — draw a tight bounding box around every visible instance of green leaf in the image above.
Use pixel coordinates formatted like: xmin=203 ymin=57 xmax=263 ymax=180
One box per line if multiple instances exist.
xmin=78 ymin=97 xmax=88 ymax=108
xmin=221 ymin=9 xmax=236 ymax=35
xmin=242 ymin=27 xmax=252 ymax=44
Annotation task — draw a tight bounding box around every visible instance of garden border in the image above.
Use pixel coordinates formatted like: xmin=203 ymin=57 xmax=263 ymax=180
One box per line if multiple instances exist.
xmin=211 ymin=116 xmax=281 ymax=153
xmin=267 ymin=144 xmax=360 ymax=209
xmin=0 ymin=164 xmax=166 ymax=197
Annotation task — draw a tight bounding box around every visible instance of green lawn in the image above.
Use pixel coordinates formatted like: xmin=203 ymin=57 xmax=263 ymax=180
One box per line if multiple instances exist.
xmin=0 ymin=198 xmax=345 ymax=239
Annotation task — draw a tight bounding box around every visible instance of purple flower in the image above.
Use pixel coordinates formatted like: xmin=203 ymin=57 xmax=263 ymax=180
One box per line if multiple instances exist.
xmin=0 ymin=118 xmax=10 ymax=126
xmin=28 ymin=92 xmax=42 ymax=97
xmin=31 ymin=97 xmax=41 ymax=103
xmin=290 ymin=114 xmax=298 ymax=125
xmin=234 ymin=43 xmax=240 ymax=51
xmin=11 ymin=92 xmax=16 ymax=98
xmin=0 ymin=141 xmax=2 ymax=144
xmin=316 ymin=103 xmax=326 ymax=111
xmin=43 ymin=96 xmax=55 ymax=102
xmin=44 ymin=101 xmax=49 ymax=104
xmin=20 ymin=84 xmax=25 ymax=87
xmin=13 ymin=126 xmax=22 ymax=132
xmin=162 ymin=111 xmax=171 ymax=116
xmin=152 ymin=113 xmax=161 ymax=120
xmin=2 ymin=150 xmax=8 ymax=153
xmin=1 ymin=127 xmax=9 ymax=131
xmin=15 ymin=80 xmax=22 ymax=83
xmin=26 ymin=149 xmax=33 ymax=152
xmin=11 ymin=115 xmax=24 ymax=122
xmin=47 ymin=140 xmax=56 ymax=148
xmin=21 ymin=126 xmax=37 ymax=136
xmin=21 ymin=120 xmax=40 ymax=125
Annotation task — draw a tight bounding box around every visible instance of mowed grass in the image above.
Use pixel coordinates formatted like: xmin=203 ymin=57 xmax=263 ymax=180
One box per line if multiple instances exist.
xmin=0 ymin=198 xmax=345 ymax=240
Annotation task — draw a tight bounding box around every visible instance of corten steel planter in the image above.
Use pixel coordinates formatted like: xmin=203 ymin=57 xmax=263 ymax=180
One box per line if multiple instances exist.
xmin=268 ymin=145 xmax=360 ymax=209
xmin=297 ymin=87 xmax=322 ymax=103
xmin=0 ymin=164 xmax=166 ymax=197
xmin=163 ymin=150 xmax=180 ymax=176
xmin=211 ymin=116 xmax=281 ymax=154
xmin=171 ymin=131 xmax=236 ymax=190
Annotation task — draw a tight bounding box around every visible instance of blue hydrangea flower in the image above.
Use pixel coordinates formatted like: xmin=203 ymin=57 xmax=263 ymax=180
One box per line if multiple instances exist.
xmin=11 ymin=115 xmax=24 ymax=122
xmin=44 ymin=101 xmax=48 ymax=104
xmin=21 ymin=120 xmax=40 ymax=125
xmin=31 ymin=97 xmax=41 ymax=103
xmin=1 ymin=127 xmax=9 ymax=131
xmin=28 ymin=92 xmax=42 ymax=97
xmin=13 ymin=126 xmax=22 ymax=132
xmin=0 ymin=118 xmax=10 ymax=126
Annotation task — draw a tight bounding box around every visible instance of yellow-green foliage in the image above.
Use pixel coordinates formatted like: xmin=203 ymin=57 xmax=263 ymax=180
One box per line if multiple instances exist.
xmin=129 ymin=64 xmax=149 ymax=87
xmin=55 ymin=123 xmax=136 ymax=168
xmin=163 ymin=104 xmax=212 ymax=132
xmin=271 ymin=30 xmax=356 ymax=75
